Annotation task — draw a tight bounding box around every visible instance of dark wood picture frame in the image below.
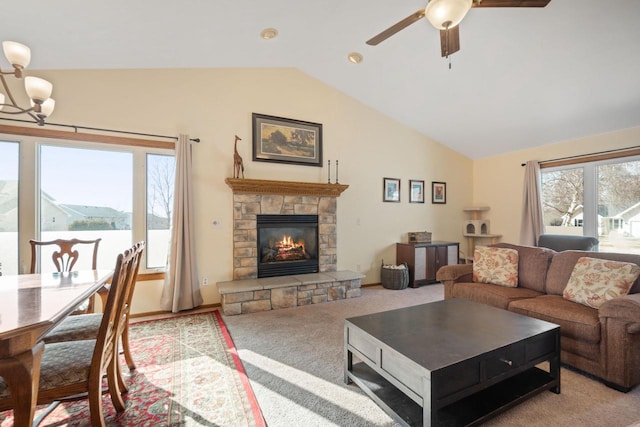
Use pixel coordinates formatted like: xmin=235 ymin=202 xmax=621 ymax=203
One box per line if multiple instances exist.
xmin=252 ymin=113 xmax=323 ymax=167
xmin=432 ymin=181 xmax=446 ymax=204
xmin=409 ymin=180 xmax=425 ymax=203
xmin=383 ymin=178 xmax=401 ymax=202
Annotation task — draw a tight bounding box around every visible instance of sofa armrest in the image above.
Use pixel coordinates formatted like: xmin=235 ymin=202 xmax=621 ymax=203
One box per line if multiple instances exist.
xmin=436 ymin=264 xmax=473 ymax=299
xmin=599 ymin=293 xmax=640 ymax=332
xmin=598 ymin=293 xmax=640 ymax=389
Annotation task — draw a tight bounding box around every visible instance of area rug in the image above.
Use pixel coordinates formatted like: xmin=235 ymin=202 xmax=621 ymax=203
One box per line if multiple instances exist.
xmin=0 ymin=310 xmax=265 ymax=427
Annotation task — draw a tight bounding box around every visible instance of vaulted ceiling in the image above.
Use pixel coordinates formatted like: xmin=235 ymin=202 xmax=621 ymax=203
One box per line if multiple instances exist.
xmin=4 ymin=0 xmax=640 ymax=159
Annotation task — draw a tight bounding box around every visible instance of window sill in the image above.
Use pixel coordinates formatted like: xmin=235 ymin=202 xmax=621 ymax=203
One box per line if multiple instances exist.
xmin=138 ymin=271 xmax=165 ymax=282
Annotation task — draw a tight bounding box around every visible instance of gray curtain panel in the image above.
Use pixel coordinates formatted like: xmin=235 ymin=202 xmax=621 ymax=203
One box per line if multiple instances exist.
xmin=520 ymin=160 xmax=545 ymax=246
xmin=161 ymin=134 xmax=203 ymax=312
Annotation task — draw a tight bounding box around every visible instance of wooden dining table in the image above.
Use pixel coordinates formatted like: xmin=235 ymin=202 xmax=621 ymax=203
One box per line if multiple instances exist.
xmin=0 ymin=269 xmax=112 ymax=426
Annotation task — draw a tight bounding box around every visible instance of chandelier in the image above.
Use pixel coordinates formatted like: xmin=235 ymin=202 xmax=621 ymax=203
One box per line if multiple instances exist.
xmin=0 ymin=41 xmax=55 ymax=126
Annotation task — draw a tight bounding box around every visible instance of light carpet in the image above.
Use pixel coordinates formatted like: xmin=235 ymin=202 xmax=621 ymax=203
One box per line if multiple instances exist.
xmin=0 ymin=310 xmax=265 ymax=426
xmin=223 ymin=284 xmax=640 ymax=427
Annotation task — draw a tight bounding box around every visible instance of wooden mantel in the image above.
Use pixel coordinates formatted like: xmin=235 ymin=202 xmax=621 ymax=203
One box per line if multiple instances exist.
xmin=225 ymin=178 xmax=348 ymax=197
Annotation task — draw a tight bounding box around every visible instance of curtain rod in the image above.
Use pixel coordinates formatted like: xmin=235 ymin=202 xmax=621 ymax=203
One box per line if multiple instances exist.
xmin=0 ymin=117 xmax=200 ymax=142
xmin=520 ymin=145 xmax=640 ymax=166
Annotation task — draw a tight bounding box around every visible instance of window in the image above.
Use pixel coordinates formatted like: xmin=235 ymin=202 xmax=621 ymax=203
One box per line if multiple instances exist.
xmin=541 ymin=156 xmax=640 ymax=254
xmin=0 ymin=141 xmax=19 ymax=275
xmin=39 ymin=145 xmax=134 ymax=274
xmin=146 ymin=154 xmax=175 ymax=268
xmin=0 ymin=131 xmax=174 ymax=274
xmin=542 ymin=167 xmax=584 ymax=231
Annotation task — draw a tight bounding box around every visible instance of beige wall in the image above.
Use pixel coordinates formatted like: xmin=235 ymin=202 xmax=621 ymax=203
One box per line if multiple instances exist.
xmin=29 ymin=68 xmax=473 ymax=313
xmin=472 ymin=127 xmax=640 ymax=247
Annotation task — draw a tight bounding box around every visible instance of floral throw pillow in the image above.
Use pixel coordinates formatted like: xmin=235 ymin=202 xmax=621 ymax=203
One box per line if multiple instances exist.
xmin=563 ymin=257 xmax=640 ymax=309
xmin=472 ymin=246 xmax=519 ymax=287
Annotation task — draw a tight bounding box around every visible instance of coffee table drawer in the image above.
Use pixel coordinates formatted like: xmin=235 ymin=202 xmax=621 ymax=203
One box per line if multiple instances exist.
xmin=434 ymin=331 xmax=557 ymax=401
xmin=485 ymin=343 xmax=526 ymax=380
xmin=347 ymin=327 xmax=379 ymax=364
xmin=432 ymin=344 xmax=525 ymax=400
xmin=380 ymin=349 xmax=423 ymax=397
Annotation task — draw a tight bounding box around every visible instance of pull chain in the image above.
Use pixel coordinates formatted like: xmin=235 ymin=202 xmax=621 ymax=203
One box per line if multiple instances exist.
xmin=444 ymin=24 xmax=452 ymax=70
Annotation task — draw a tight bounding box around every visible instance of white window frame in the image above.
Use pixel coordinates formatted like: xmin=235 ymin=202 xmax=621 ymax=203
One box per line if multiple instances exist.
xmin=5 ymin=133 xmax=174 ymax=274
xmin=542 ymin=154 xmax=640 ymax=239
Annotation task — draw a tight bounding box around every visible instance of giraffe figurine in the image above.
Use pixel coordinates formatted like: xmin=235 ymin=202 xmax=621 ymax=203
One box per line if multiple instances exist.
xmin=233 ymin=135 xmax=245 ymax=179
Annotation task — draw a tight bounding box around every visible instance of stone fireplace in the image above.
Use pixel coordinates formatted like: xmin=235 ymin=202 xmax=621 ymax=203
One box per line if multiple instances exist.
xmin=226 ymin=178 xmax=349 ymax=280
xmin=220 ymin=179 xmax=363 ymax=315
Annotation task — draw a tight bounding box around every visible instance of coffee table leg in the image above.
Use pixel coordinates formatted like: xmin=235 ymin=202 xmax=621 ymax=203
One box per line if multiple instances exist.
xmin=550 ymin=353 xmax=561 ymax=393
xmin=344 ymin=350 xmax=353 ymax=384
xmin=548 ymin=331 xmax=561 ymax=394
xmin=344 ymin=326 xmax=352 ymax=384
xmin=422 ymin=375 xmax=436 ymax=427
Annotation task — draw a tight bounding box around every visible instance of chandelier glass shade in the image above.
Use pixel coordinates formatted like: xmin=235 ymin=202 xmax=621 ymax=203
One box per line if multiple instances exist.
xmin=424 ymin=0 xmax=473 ymax=30
xmin=0 ymin=41 xmax=55 ymax=126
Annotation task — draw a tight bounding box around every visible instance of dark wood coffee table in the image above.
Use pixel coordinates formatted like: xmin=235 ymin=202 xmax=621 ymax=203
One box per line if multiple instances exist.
xmin=344 ymin=298 xmax=560 ymax=426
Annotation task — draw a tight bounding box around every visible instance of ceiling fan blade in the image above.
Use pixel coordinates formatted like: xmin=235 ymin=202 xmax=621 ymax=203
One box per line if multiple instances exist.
xmin=439 ymin=25 xmax=460 ymax=57
xmin=472 ymin=0 xmax=551 ymax=7
xmin=366 ymin=10 xmax=425 ymax=46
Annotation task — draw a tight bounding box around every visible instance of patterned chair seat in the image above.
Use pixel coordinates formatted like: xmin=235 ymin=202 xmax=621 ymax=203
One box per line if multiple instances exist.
xmin=0 ymin=340 xmax=96 ymax=400
xmin=44 ymin=314 xmax=102 ymax=343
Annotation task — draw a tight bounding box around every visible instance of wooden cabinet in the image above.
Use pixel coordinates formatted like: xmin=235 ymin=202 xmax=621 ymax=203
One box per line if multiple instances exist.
xmin=396 ymin=241 xmax=459 ymax=287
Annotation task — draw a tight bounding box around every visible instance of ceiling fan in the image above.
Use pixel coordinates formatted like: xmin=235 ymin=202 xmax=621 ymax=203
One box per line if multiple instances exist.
xmin=367 ymin=0 xmax=551 ymax=58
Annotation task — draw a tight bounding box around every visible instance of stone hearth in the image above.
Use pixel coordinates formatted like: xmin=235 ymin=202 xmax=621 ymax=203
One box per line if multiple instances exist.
xmin=217 ymin=270 xmax=364 ymax=315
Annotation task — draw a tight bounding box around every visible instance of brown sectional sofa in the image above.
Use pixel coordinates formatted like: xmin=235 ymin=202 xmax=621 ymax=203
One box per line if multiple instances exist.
xmin=436 ymin=242 xmax=640 ymax=391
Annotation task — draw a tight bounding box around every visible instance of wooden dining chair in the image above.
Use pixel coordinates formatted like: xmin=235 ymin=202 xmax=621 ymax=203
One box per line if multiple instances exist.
xmin=43 ymin=241 xmax=145 ymax=388
xmin=0 ymin=241 xmax=144 ymax=426
xmin=29 ymin=238 xmax=102 ymax=313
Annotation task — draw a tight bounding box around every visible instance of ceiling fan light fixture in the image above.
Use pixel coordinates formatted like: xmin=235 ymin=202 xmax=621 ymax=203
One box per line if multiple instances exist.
xmin=425 ymin=0 xmax=472 ymax=30
xmin=260 ymin=28 xmax=278 ymax=40
xmin=347 ymin=52 xmax=363 ymax=64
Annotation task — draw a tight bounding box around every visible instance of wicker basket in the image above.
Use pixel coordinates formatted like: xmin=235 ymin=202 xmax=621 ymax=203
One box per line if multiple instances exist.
xmin=408 ymin=231 xmax=432 ymax=243
xmin=380 ymin=263 xmax=409 ymax=290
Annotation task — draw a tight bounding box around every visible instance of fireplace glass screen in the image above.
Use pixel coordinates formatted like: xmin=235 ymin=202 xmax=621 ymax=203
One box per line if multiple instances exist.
xmin=257 ymin=214 xmax=319 ymax=277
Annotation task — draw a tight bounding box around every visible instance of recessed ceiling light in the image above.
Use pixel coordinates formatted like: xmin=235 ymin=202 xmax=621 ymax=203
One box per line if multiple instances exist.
xmin=347 ymin=52 xmax=363 ymax=64
xmin=260 ymin=28 xmax=278 ymax=40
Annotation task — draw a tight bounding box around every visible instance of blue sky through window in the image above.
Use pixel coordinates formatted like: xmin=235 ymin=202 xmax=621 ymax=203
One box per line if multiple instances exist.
xmin=0 ymin=141 xmax=19 ymax=180
xmin=40 ymin=145 xmax=133 ymax=211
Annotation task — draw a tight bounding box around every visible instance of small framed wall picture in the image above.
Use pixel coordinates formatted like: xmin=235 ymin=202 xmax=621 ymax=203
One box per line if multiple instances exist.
xmin=409 ymin=180 xmax=425 ymax=203
xmin=383 ymin=177 xmax=401 ymax=202
xmin=432 ymin=181 xmax=446 ymax=204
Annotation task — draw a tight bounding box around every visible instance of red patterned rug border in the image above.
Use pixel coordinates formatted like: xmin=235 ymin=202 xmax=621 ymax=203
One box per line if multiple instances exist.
xmin=214 ymin=310 xmax=267 ymax=427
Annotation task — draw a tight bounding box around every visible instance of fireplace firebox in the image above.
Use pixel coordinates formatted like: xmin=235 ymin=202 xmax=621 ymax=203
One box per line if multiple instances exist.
xmin=256 ymin=214 xmax=319 ymax=278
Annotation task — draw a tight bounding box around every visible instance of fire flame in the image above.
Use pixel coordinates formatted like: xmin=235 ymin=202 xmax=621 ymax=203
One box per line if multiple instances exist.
xmin=261 ymin=234 xmax=311 ymax=263
xmin=279 ymin=235 xmax=305 ymax=252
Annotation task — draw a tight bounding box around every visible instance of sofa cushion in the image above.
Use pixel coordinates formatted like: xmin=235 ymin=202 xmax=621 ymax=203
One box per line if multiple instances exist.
xmin=545 ymin=251 xmax=640 ymax=296
xmin=453 ymin=282 xmax=543 ymax=310
xmin=490 ymin=243 xmax=554 ymax=293
xmin=562 ymin=257 xmax=640 ymax=309
xmin=509 ymin=295 xmax=600 ymax=344
xmin=473 ymin=246 xmax=519 ymax=287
